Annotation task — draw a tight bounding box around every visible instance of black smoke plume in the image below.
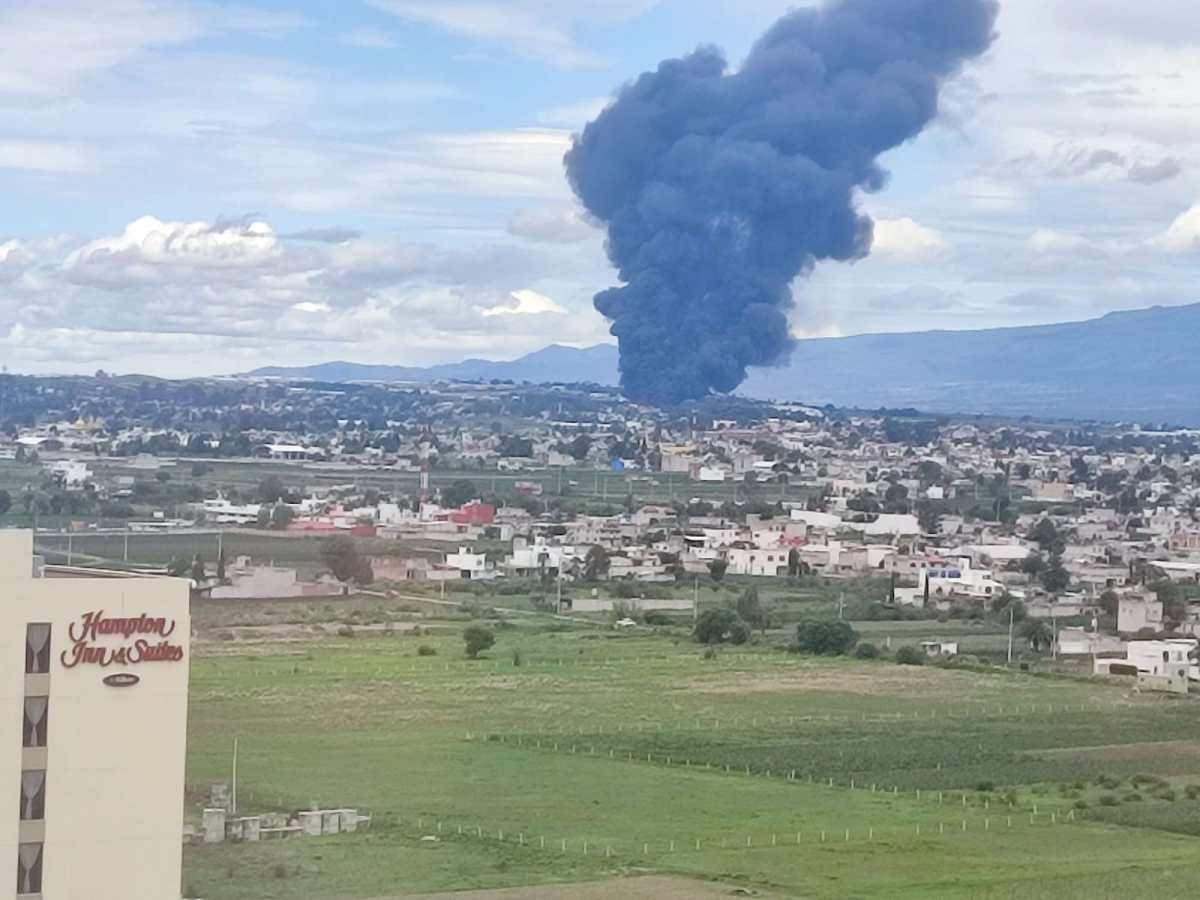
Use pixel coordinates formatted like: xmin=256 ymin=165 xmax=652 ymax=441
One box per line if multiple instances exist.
xmin=565 ymin=0 xmax=999 ymax=405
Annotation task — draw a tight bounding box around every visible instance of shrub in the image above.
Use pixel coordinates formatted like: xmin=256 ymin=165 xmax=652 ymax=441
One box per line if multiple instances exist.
xmin=336 ymin=625 xmax=355 ymax=638
xmin=272 ymin=863 xmax=289 ymax=879
xmin=1123 ymin=792 xmax=1143 ymax=803
xmin=854 ymin=642 xmax=881 ymax=659
xmin=1073 ymin=800 xmax=1088 ymax=810
xmin=975 ymin=780 xmax=996 ymax=793
xmin=1157 ymin=789 xmax=1177 ymax=802
xmin=693 ymin=608 xmax=750 ymax=646
xmin=512 ymin=648 xmax=523 ymax=667
xmin=702 ymin=647 xmax=718 ymax=661
xmin=894 ymin=646 xmax=925 ymax=666
xmin=793 ymin=620 xmax=859 ymax=656
xmin=417 ymin=645 xmax=437 ymax=657
xmin=1099 ymin=794 xmax=1119 ymax=807
xmin=1185 ymin=785 xmax=1200 ymax=800
xmin=463 ymin=625 xmax=496 ymax=659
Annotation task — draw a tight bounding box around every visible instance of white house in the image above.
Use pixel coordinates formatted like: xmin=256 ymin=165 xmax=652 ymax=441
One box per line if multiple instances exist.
xmin=1118 ymin=595 xmax=1163 ymax=634
xmin=444 ymin=547 xmax=496 ymax=580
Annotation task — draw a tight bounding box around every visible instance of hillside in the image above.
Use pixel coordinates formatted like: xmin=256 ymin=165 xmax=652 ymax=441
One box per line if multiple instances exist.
xmin=244 ymin=303 xmax=1200 ymax=423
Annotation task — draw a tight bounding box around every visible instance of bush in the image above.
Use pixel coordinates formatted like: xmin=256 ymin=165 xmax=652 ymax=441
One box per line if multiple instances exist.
xmin=1073 ymin=799 xmax=1088 ymax=810
xmin=702 ymin=647 xmax=718 ymax=661
xmin=895 ymin=646 xmax=925 ymax=666
xmin=693 ymin=608 xmax=750 ymax=646
xmin=336 ymin=625 xmax=355 ymax=638
xmin=854 ymin=642 xmax=881 ymax=659
xmin=1157 ymin=789 xmax=1177 ymax=802
xmin=512 ymin=648 xmax=523 ymax=667
xmin=1099 ymin=794 xmax=1119 ymax=807
xmin=1185 ymin=785 xmax=1200 ymax=800
xmin=417 ymin=645 xmax=437 ymax=657
xmin=463 ymin=625 xmax=496 ymax=659
xmin=793 ymin=620 xmax=859 ymax=656
xmin=1123 ymin=793 xmax=1143 ymax=803
xmin=975 ymin=780 xmax=996 ymax=793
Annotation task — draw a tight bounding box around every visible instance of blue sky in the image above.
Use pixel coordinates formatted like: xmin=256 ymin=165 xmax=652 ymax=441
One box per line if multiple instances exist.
xmin=0 ymin=0 xmax=1197 ymax=376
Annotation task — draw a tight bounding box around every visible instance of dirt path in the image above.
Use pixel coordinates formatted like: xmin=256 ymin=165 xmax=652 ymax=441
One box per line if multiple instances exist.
xmin=392 ymin=876 xmax=784 ymax=900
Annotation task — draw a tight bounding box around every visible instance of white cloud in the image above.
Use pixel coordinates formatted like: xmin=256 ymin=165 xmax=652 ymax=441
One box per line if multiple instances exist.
xmin=870 ymin=218 xmax=951 ymax=262
xmin=1150 ymin=204 xmax=1200 ymax=254
xmin=340 ymin=28 xmax=398 ymax=49
xmin=64 ymin=216 xmax=283 ymax=281
xmin=0 ymin=140 xmax=92 ymax=173
xmin=0 ymin=1 xmax=202 ymax=97
xmin=367 ymin=0 xmax=658 ymax=68
xmin=538 ymin=97 xmax=611 ymax=128
xmin=1027 ymin=228 xmax=1094 ymax=256
xmin=292 ymin=301 xmax=330 ymax=314
xmin=481 ymin=289 xmax=567 ymax=317
xmin=507 ymin=207 xmax=595 ymax=244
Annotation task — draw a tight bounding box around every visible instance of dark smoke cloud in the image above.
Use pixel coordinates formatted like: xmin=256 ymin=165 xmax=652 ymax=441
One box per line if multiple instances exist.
xmin=565 ymin=0 xmax=999 ymax=404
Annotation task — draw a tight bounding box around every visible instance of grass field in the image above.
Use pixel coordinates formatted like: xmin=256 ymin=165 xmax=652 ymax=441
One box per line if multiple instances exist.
xmin=182 ymin=616 xmax=1200 ymax=899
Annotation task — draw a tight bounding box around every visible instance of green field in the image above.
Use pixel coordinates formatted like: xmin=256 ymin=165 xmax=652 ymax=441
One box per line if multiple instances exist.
xmin=182 ymin=614 xmax=1200 ymax=899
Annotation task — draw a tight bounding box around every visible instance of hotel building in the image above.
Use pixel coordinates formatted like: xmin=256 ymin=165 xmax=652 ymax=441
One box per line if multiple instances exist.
xmin=0 ymin=531 xmax=190 ymax=899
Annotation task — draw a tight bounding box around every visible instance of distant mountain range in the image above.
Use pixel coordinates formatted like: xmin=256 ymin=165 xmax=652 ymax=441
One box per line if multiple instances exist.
xmin=244 ymin=303 xmax=1200 ymax=424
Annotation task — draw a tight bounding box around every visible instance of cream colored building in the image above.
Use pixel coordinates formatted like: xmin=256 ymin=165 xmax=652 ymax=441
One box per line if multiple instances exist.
xmin=0 ymin=531 xmax=190 ymax=899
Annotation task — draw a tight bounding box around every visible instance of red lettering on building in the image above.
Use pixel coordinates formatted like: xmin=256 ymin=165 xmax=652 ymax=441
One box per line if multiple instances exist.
xmin=61 ymin=610 xmax=184 ymax=670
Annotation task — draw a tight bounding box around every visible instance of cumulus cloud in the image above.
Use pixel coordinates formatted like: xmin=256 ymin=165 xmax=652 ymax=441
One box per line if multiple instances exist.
xmin=870 ymin=218 xmax=951 ymax=262
xmin=1150 ymin=204 xmax=1200 ymax=254
xmin=64 ymin=216 xmax=283 ymax=284
xmin=506 ymin=207 xmax=595 ymax=244
xmin=480 ymin=289 xmax=567 ymax=317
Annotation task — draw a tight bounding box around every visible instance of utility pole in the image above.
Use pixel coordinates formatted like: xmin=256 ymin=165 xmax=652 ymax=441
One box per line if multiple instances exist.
xmin=231 ymin=737 xmax=239 ymax=817
xmin=693 ymin=577 xmax=699 ymax=623
xmin=1052 ymin=615 xmax=1058 ymax=661
xmin=66 ymin=532 xmax=72 ymax=566
xmin=838 ymin=592 xmax=845 ymax=621
xmin=123 ymin=528 xmax=129 ymax=563
xmin=1007 ymin=603 xmax=1015 ymax=665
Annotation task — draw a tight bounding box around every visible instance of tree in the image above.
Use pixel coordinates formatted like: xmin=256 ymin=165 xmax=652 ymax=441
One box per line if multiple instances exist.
xmin=793 ymin=620 xmax=858 ymax=656
xmin=583 ymin=545 xmax=610 ymax=581
xmin=568 ymin=434 xmax=592 ymax=461
xmin=917 ymin=500 xmax=945 ymax=535
xmin=463 ymin=625 xmax=495 ymax=659
xmin=258 ymin=475 xmax=287 ymax=504
xmin=707 ymin=559 xmax=728 ymax=583
xmin=322 ymin=534 xmax=371 ymax=586
xmin=1098 ymin=590 xmax=1119 ymax=617
xmin=1029 ymin=518 xmax=1065 ymax=556
xmin=1040 ymin=556 xmax=1070 ymax=593
xmin=883 ymin=481 xmax=910 ymax=513
xmin=735 ymin=586 xmax=769 ymax=634
xmin=0 ymin=490 xmax=11 ymax=516
xmin=190 ymin=554 xmax=206 ymax=583
xmin=895 ymin=646 xmax=925 ymax=666
xmin=269 ymin=502 xmax=294 ymax=530
xmin=1021 ymin=553 xmax=1046 ymax=577
xmin=216 ymin=549 xmax=227 ymax=583
xmin=693 ymin=608 xmax=750 ymax=646
xmin=786 ymin=548 xmax=802 ymax=578
xmin=1020 ymin=619 xmax=1054 ymax=653
xmin=441 ymin=479 xmax=476 ymax=509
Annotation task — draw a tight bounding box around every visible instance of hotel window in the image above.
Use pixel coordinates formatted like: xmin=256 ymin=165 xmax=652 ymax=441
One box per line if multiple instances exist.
xmin=18 ymin=771 xmax=45 ymax=822
xmin=16 ymin=843 xmax=42 ymax=895
xmin=22 ymin=698 xmax=47 ymax=749
xmin=24 ymin=625 xmax=51 ymax=675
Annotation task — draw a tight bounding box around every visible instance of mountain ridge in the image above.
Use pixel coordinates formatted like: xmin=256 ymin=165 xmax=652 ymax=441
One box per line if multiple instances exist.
xmin=243 ymin=302 xmax=1200 ymax=424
